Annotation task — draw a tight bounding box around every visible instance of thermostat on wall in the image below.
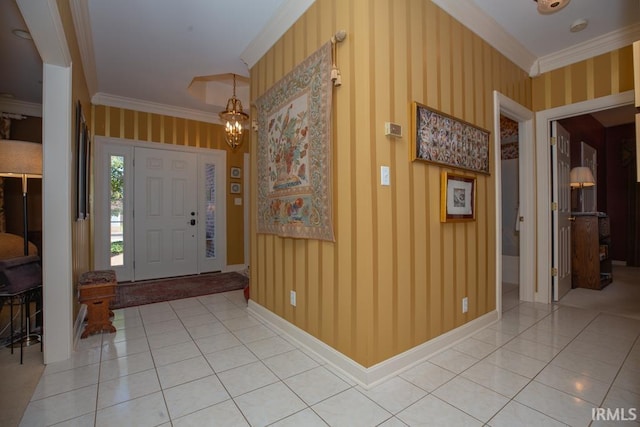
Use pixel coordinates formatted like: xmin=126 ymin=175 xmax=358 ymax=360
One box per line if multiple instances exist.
xmin=384 ymin=122 xmax=402 ymax=138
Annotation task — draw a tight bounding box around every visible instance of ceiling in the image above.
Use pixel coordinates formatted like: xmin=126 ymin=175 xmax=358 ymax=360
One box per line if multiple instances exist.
xmin=1 ymin=0 xmax=639 ymax=125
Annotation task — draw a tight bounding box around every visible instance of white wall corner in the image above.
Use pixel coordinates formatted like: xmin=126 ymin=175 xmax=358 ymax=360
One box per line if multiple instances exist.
xmin=241 ymin=0 xmax=316 ymax=69
xmin=92 ymin=92 xmax=223 ymax=125
xmin=69 ymin=0 xmax=98 ymax=97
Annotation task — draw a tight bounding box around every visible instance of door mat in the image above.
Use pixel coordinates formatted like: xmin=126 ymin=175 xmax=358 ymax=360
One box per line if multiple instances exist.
xmin=111 ymin=271 xmax=248 ymax=309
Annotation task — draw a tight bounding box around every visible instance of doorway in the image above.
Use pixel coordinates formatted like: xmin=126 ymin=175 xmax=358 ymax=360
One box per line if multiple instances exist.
xmin=493 ymin=91 xmax=536 ymax=314
xmin=535 ymin=90 xmax=636 ymax=304
xmin=94 ymin=137 xmax=227 ymax=281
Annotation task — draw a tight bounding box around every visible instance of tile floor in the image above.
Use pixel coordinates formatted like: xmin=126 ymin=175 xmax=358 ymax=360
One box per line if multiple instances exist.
xmin=20 ymin=287 xmax=640 ymax=426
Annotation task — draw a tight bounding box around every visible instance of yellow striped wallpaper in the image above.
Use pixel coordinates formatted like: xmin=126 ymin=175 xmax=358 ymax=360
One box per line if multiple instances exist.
xmin=91 ymin=105 xmax=247 ymax=267
xmin=532 ymin=46 xmax=635 ymax=111
xmin=250 ymin=0 xmax=531 ymax=367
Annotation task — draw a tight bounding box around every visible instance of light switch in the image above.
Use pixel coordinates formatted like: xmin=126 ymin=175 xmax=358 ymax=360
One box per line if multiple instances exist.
xmin=381 ymin=166 xmax=390 ymax=186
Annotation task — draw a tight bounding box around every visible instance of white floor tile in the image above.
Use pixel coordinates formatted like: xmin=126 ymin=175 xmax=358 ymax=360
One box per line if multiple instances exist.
xmin=216 ymin=361 xmax=279 ymax=397
xmin=100 ymin=336 xmax=150 ymax=361
xmin=204 ymin=344 xmax=258 ymax=373
xmin=484 ymin=348 xmax=547 ymax=378
xmin=163 ymin=374 xmax=230 ymax=419
xmin=244 ymin=335 xmax=296 ymax=359
xmin=31 ymin=363 xmax=100 ymax=400
xmin=194 ymin=331 xmax=242 ymax=354
xmin=550 ymin=349 xmax=621 ymax=383
xmin=21 ymin=385 xmax=98 ymax=427
xmin=142 ymin=318 xmax=185 ymax=336
xmin=284 ymin=366 xmax=350 ymax=406
xmin=312 ymin=388 xmax=392 ymax=427
xmin=179 ymin=312 xmax=218 ymax=328
xmin=232 ymin=323 xmax=277 ymax=344
xmin=453 ymin=337 xmax=498 ymax=359
xmin=399 ymin=361 xmax=456 ymax=392
xmin=95 ymin=391 xmax=169 ymax=427
xmin=146 ymin=328 xmax=193 ymax=350
xmin=262 ymin=349 xmax=319 ymax=379
xmin=461 ymin=360 xmax=530 ymax=398
xmin=270 ymin=408 xmax=329 ymax=426
xmin=172 ymin=399 xmax=249 ymax=427
xmin=357 ymin=376 xmax=428 ymax=414
xmin=233 ymin=382 xmax=307 ymax=426
xmin=429 ymin=349 xmax=478 ymax=374
xmin=514 ymin=381 xmax=594 ymax=426
xmin=396 ymin=395 xmax=482 ymax=427
xmin=156 ymin=355 xmax=213 ymax=389
xmin=535 ymin=364 xmax=610 ymax=405
xmin=502 ymin=337 xmax=560 ymax=363
xmin=151 ymin=341 xmax=202 ymax=367
xmin=97 ymin=368 xmax=160 ymax=409
xmin=488 ymin=400 xmax=567 ymax=427
xmin=99 ymin=351 xmax=155 ymax=382
xmin=472 ymin=328 xmax=516 ymax=347
xmin=433 ymin=376 xmax=509 ymax=422
xmin=184 ymin=320 xmax=228 ymax=339
xmin=222 ymin=315 xmax=262 ymax=331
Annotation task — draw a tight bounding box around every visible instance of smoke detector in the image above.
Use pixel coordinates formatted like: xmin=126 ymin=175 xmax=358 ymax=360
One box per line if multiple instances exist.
xmin=534 ymin=0 xmax=570 ymax=14
xmin=570 ymin=18 xmax=588 ymax=33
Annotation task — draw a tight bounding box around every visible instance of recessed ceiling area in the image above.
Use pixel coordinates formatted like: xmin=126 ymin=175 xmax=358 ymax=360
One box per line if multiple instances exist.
xmin=590 ymin=104 xmax=637 ymax=128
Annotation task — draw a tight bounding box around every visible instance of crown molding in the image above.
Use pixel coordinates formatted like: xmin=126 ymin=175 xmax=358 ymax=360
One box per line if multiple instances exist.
xmin=70 ymin=0 xmax=98 ymax=96
xmin=531 ymin=23 xmax=640 ymax=76
xmin=431 ymin=0 xmax=536 ymax=74
xmin=92 ymin=92 xmax=224 ymax=125
xmin=241 ymin=0 xmax=316 ymax=69
xmin=0 ymin=98 xmax=43 ymax=117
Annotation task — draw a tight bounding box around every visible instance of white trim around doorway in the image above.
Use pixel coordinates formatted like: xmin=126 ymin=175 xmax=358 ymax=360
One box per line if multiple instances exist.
xmin=535 ymin=90 xmax=635 ymax=304
xmin=493 ymin=92 xmax=536 ymax=316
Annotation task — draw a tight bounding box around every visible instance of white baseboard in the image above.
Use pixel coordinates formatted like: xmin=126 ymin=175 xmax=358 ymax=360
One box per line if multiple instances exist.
xmin=248 ymin=301 xmax=498 ymax=389
xmin=72 ymin=304 xmax=87 ymax=349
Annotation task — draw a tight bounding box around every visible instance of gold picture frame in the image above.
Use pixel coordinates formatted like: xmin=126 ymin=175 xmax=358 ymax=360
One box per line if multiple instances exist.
xmin=441 ymin=171 xmax=476 ymax=222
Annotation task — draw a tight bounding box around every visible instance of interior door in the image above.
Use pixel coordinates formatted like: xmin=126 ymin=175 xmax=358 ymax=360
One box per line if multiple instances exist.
xmin=552 ymin=122 xmax=572 ymax=301
xmin=134 ymin=147 xmax=198 ymax=281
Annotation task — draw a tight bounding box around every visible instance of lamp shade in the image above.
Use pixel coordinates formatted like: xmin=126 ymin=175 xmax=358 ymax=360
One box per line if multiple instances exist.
xmin=0 ymin=139 xmax=42 ymax=177
xmin=570 ymin=166 xmax=595 ymax=188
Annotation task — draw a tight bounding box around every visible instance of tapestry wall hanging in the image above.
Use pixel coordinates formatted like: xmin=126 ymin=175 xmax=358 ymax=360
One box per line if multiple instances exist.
xmin=411 ymin=102 xmax=490 ymax=174
xmin=255 ymin=42 xmax=335 ymax=241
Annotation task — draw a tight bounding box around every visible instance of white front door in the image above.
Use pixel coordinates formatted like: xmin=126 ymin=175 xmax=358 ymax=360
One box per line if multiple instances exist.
xmin=552 ymin=122 xmax=572 ymax=301
xmin=134 ymin=147 xmax=198 ymax=280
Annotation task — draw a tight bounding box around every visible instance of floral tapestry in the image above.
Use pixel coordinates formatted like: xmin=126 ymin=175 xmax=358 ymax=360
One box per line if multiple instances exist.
xmin=255 ymin=42 xmax=334 ymax=241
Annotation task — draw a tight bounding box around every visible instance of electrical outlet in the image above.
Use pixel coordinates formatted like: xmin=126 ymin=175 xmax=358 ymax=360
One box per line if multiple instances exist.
xmin=462 ymin=297 xmax=468 ymax=313
xmin=290 ymin=290 xmax=296 ymax=307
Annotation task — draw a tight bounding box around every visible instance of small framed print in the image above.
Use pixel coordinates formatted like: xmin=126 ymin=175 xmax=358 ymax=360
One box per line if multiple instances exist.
xmin=230 ymin=167 xmax=242 ymax=179
xmin=441 ymin=171 xmax=476 ymax=222
xmin=230 ymin=182 xmax=242 ymax=194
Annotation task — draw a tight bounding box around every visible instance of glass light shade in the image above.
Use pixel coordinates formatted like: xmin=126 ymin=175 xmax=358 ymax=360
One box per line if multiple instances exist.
xmin=536 ymin=0 xmax=570 ymax=14
xmin=570 ymin=166 xmax=595 ymax=188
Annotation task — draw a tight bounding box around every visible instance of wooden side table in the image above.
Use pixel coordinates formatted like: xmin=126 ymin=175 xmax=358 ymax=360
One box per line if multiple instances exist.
xmin=78 ymin=270 xmax=117 ymax=338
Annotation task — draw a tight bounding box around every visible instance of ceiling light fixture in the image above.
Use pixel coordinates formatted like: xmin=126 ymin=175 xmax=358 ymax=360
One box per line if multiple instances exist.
xmin=219 ymin=74 xmax=248 ymax=151
xmin=534 ymin=0 xmax=570 ymax=14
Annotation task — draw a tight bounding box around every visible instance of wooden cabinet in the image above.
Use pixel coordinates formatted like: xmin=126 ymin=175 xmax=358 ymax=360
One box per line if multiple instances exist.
xmin=571 ymin=213 xmax=612 ymax=290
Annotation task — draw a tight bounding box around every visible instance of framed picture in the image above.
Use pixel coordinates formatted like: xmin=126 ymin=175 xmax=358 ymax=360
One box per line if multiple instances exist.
xmin=411 ymin=102 xmax=490 ymax=174
xmin=441 ymin=171 xmax=476 ymax=222
xmin=230 ymin=182 xmax=242 ymax=194
xmin=230 ymin=167 xmax=242 ymax=179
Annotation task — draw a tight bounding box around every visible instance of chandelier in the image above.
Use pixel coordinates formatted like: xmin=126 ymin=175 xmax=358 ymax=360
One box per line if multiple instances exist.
xmin=534 ymin=0 xmax=570 ymax=14
xmin=219 ymin=74 xmax=249 ymax=151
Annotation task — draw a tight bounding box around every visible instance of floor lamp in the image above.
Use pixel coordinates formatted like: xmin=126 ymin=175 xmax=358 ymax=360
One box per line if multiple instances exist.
xmin=0 ymin=139 xmax=43 ymax=346
xmin=570 ymin=166 xmax=595 ymax=212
